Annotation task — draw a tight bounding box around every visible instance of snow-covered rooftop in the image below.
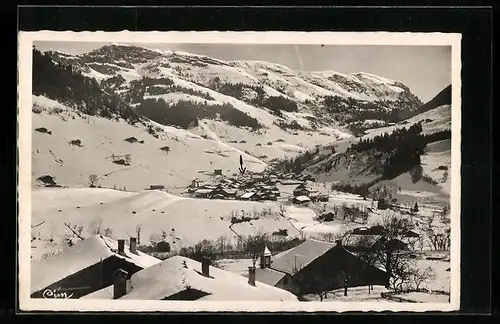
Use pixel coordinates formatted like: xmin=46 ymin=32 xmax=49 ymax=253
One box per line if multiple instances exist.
xmin=269 ymin=239 xmax=334 ymax=275
xmin=294 ymin=195 xmax=311 ymax=202
xmin=255 ymin=267 xmax=286 ymax=286
xmin=31 ymin=235 xmax=161 ymax=294
xmin=109 ymin=256 xmax=298 ymax=301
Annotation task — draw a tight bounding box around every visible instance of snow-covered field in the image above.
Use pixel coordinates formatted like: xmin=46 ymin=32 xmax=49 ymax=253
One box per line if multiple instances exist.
xmin=30 ymin=187 xmax=302 ymax=260
xmin=303 ymin=285 xmax=391 ymax=302
xmin=392 ymin=292 xmax=449 ymax=303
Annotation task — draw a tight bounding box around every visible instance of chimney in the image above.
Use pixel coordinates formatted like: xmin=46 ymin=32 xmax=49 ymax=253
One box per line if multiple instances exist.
xmin=113 ymin=269 xmax=130 ymax=299
xmin=129 ymin=237 xmax=137 ymax=254
xmin=248 ymin=266 xmax=256 ymax=286
xmin=117 ymin=239 xmax=125 ymax=255
xmin=336 ymin=239 xmax=342 ymax=247
xmin=202 ymin=257 xmax=210 ymax=277
xmin=260 ymin=255 xmax=265 ymax=269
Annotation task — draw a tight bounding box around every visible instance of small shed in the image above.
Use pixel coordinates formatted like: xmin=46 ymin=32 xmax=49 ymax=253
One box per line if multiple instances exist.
xmin=124 ymin=137 xmax=139 ymax=143
xmin=37 ymin=175 xmax=57 ymax=187
xmin=150 ymin=185 xmax=165 ymax=190
xmin=35 ymin=127 xmax=52 ymax=135
xmin=69 ymin=139 xmax=82 ymax=147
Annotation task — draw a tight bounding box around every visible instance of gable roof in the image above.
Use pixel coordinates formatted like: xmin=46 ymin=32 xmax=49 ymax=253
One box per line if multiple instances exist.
xmin=31 ymin=235 xmax=161 ymax=294
xmin=115 ymin=256 xmax=298 ymax=301
xmin=255 ymin=267 xmax=286 ymax=286
xmin=270 ymin=239 xmax=334 ymax=275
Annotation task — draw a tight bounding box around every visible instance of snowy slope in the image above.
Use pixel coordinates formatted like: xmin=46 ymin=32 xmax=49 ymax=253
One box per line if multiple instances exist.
xmin=32 ymin=95 xmax=268 ymax=191
xmin=30 ymin=188 xmax=301 ymax=259
xmin=32 ymin=95 xmax=352 ymax=191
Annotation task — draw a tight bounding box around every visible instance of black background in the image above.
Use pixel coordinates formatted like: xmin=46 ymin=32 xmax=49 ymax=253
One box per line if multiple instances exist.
xmin=2 ymin=4 xmax=494 ymax=321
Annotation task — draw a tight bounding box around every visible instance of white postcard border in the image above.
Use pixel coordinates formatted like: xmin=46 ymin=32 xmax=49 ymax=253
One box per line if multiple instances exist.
xmin=18 ymin=31 xmax=462 ymax=312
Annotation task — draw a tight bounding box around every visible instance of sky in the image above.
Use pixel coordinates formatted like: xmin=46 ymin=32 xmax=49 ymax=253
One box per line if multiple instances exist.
xmin=34 ymin=41 xmax=451 ymax=102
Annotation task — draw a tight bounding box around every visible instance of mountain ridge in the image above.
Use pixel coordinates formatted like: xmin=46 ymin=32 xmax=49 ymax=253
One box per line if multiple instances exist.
xmin=41 ymin=44 xmax=423 ymax=126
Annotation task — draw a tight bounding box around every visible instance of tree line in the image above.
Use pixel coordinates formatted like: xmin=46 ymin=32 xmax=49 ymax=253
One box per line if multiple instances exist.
xmin=349 ymin=123 xmax=451 ymax=180
xmin=136 ymin=97 xmax=263 ymax=130
xmin=207 ymin=77 xmax=299 ymax=117
xmin=323 ymin=90 xmax=423 ymax=124
xmin=32 ymin=47 xmax=139 ymax=123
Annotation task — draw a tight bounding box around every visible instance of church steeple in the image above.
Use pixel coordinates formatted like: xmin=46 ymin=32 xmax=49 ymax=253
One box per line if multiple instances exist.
xmin=260 ymin=245 xmax=272 ymax=269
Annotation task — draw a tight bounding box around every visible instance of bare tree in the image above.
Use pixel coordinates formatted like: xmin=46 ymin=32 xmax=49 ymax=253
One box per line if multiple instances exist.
xmin=216 ymin=235 xmax=227 ymax=255
xmin=245 ymin=230 xmax=267 ymax=267
xmin=64 ymin=222 xmax=84 ymax=247
xmin=136 ymin=224 xmax=142 ymax=245
xmin=103 ymin=227 xmax=113 ymax=237
xmin=89 ymin=174 xmax=99 ymax=188
xmin=88 ymin=217 xmax=103 ymax=235
xmin=390 ymin=257 xmax=414 ymax=292
xmin=412 ymin=266 xmax=436 ymax=291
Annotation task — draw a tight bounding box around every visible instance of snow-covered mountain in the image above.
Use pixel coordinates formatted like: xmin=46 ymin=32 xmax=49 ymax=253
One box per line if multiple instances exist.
xmin=272 ymin=83 xmax=452 ymax=204
xmin=43 ymin=44 xmax=423 ymax=127
xmin=31 ymin=44 xmax=426 ymax=191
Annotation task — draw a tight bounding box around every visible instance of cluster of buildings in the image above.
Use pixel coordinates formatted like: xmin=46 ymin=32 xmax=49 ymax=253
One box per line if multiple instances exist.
xmin=291 ymin=183 xmax=329 ymax=205
xmin=186 ymin=169 xmax=328 ymax=205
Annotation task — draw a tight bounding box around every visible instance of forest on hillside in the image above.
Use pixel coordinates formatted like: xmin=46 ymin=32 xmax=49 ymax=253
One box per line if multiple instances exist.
xmin=323 ymin=90 xmax=423 ymax=124
xmin=348 ymin=123 xmax=450 ymax=180
xmin=136 ymin=98 xmax=263 ymax=130
xmin=32 ymin=47 xmax=139 ymax=122
xmin=207 ymin=78 xmax=299 ymax=117
xmin=274 ymin=122 xmax=451 ymax=190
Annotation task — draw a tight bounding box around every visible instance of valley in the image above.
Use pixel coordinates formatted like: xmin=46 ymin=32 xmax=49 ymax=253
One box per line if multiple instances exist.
xmin=28 ymin=43 xmax=454 ymax=303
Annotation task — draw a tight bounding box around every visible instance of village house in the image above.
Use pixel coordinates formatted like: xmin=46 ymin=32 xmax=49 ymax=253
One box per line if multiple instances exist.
xmin=297 ymin=174 xmax=316 ymax=182
xmin=194 ymin=188 xmax=214 ymax=198
xmin=190 ymin=178 xmax=201 ymax=189
xmin=293 ymin=195 xmax=311 ymax=205
xmin=319 ymin=211 xmax=336 ymax=222
xmin=31 ymin=235 xmax=161 ymax=299
xmin=316 ymin=194 xmax=330 ymax=202
xmin=214 ymin=169 xmax=223 ymax=176
xmin=293 ymin=184 xmax=313 ymax=197
xmin=254 ymin=239 xmax=389 ymax=296
xmin=149 ymin=185 xmax=165 ymax=190
xmin=83 ymin=256 xmax=298 ymax=301
xmin=343 ymin=225 xmax=416 ymax=253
